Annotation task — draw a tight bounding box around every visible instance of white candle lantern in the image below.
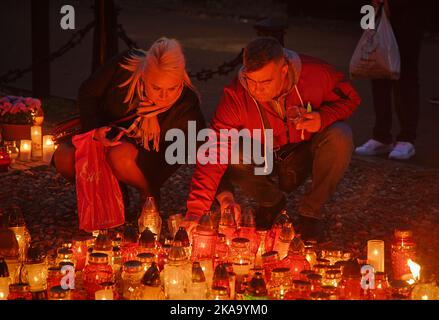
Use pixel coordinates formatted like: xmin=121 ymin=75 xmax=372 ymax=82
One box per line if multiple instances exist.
xmin=31 ymin=126 xmax=42 ymax=160
xmin=19 ymin=140 xmax=32 ymax=162
xmin=367 ymin=240 xmax=385 ymax=273
xmin=42 ymin=135 xmax=55 ymax=163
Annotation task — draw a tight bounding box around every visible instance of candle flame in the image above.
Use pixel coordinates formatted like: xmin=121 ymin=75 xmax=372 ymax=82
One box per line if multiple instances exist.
xmin=407 ymin=259 xmax=421 ymax=283
xmin=421 ymin=295 xmax=429 ymax=300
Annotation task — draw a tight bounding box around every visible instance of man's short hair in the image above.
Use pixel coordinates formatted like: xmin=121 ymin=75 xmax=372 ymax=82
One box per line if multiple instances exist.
xmin=243 ymin=37 xmax=284 ymax=72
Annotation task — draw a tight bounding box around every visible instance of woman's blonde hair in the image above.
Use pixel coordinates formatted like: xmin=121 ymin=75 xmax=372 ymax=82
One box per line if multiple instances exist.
xmin=119 ymin=37 xmax=195 ymax=104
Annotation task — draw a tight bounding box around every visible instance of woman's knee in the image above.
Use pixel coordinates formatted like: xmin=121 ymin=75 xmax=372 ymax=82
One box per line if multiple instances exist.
xmin=53 ymin=142 xmax=76 ymax=181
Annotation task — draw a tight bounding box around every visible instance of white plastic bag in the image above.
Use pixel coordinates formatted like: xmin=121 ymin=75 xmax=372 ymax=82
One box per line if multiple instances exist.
xmin=350 ymin=7 xmax=400 ymax=80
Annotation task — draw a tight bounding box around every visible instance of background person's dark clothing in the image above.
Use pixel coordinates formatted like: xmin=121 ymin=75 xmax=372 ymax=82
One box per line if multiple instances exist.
xmin=75 ymin=49 xmax=206 ymax=199
xmin=372 ymin=1 xmax=424 ymax=144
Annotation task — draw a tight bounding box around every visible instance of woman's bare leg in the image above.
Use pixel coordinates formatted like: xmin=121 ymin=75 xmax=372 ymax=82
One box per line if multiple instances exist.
xmin=52 ymin=142 xmax=76 ymax=181
xmin=106 ymin=141 xmax=151 ymax=201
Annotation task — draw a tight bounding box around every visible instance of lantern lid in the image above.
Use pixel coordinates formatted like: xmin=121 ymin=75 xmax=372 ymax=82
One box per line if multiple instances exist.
xmin=310 ymin=291 xmax=330 ymax=300
xmin=137 ymin=252 xmax=155 ymax=262
xmin=59 ymin=261 xmax=74 ymax=269
xmin=273 ymin=209 xmax=291 ymax=226
xmin=240 ymin=208 xmax=256 ymax=228
xmin=272 ymin=267 xmax=290 ymax=275
xmin=213 ymin=264 xmax=229 ymax=281
xmin=99 ymin=281 xmax=116 ymax=290
xmin=262 ymin=251 xmax=279 ymax=260
xmin=307 ymin=273 xmax=322 ymax=281
xmin=9 ymin=283 xmax=30 ymax=293
xmin=300 ymin=269 xmax=315 ymax=277
xmin=168 ymin=245 xmax=188 ymax=262
xmin=0 ymin=257 xmax=9 ymax=277
xmin=292 ymin=280 xmax=311 ymax=288
xmin=141 ymin=262 xmax=160 ymax=287
xmin=246 ymin=272 xmax=267 ymax=296
xmin=174 ymin=227 xmax=190 ymax=247
xmin=279 ymin=222 xmax=295 ymax=241
xmin=139 ymin=228 xmax=156 ymax=248
xmin=288 ymin=236 xmax=305 ymax=254
xmin=89 ymin=252 xmax=109 ymax=264
xmin=123 ymin=260 xmax=143 ymax=272
xmin=192 ymin=262 xmax=206 ymax=283
xmin=50 ymin=285 xmax=70 ymax=299
xmin=316 ymin=258 xmax=330 ymax=265
xmin=57 ymin=248 xmax=73 ymax=257
xmin=231 ymin=237 xmax=250 ymax=247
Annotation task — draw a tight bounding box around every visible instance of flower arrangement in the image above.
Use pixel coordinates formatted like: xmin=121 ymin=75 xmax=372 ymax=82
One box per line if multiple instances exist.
xmin=0 ymin=96 xmax=43 ymax=125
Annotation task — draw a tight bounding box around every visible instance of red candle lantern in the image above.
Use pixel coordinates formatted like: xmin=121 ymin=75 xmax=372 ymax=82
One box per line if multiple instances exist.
xmin=214 ymin=233 xmax=230 ymax=270
xmin=238 ymin=208 xmax=260 ymax=255
xmin=212 ymin=263 xmax=230 ymax=297
xmin=391 ymin=230 xmax=417 ymax=281
xmin=370 ymin=272 xmax=390 ymax=300
xmin=82 ymin=253 xmax=113 ymax=299
xmin=281 ymin=237 xmax=310 ymax=280
xmin=121 ymin=226 xmax=139 ymax=263
xmin=191 ymin=211 xmax=217 ymax=261
xmin=71 ymin=236 xmax=90 ymax=272
xmin=218 ymin=207 xmax=237 ymax=246
xmin=261 ymin=251 xmax=280 ymax=283
xmin=266 ymin=210 xmax=292 ymax=252
xmin=337 ymin=261 xmax=362 ymax=300
xmin=8 ymin=283 xmax=32 ymax=300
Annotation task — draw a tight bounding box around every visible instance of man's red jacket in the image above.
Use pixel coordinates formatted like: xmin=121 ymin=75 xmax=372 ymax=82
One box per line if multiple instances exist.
xmin=186 ymin=50 xmax=361 ymax=220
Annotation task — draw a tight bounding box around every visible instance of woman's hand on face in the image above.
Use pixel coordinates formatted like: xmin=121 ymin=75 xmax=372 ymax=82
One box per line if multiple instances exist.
xmin=93 ymin=126 xmax=126 ymax=147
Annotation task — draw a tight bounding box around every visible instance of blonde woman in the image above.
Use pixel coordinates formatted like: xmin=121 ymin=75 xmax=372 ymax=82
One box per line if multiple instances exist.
xmin=53 ymin=38 xmax=206 ymax=222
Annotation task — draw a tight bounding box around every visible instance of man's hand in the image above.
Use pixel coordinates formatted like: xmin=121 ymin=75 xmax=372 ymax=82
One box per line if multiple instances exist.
xmin=217 ymin=191 xmax=241 ymax=226
xmin=296 ymin=112 xmax=321 ymax=133
xmin=93 ymin=126 xmax=125 ymax=147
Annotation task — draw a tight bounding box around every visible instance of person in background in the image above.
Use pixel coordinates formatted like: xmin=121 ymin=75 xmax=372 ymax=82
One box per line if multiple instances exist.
xmin=355 ymin=0 xmax=424 ymax=160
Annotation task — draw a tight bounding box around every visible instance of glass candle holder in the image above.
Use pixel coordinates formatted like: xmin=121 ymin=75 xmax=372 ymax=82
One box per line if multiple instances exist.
xmin=46 ymin=266 xmax=63 ymax=293
xmin=214 ymin=233 xmax=230 ymax=270
xmin=213 ymin=263 xmax=230 ymax=296
xmin=267 ymin=267 xmax=292 ymax=300
xmin=283 ymin=251 xmax=310 ymax=280
xmin=121 ymin=260 xmax=144 ymax=300
xmin=244 ymin=272 xmax=268 ymax=300
xmin=323 ymin=270 xmax=342 ymax=288
xmin=174 ymin=227 xmax=191 ymax=258
xmin=8 ymin=283 xmax=32 ymax=300
xmin=163 ymin=245 xmax=191 ymax=300
xmin=168 ymin=214 xmax=183 ymax=239
xmin=338 ymin=276 xmax=362 ymax=300
xmin=267 ymin=210 xmax=292 ymax=253
xmin=321 ymin=249 xmax=343 ymax=266
xmin=83 ymin=253 xmax=113 ymax=299
xmin=55 ymin=248 xmax=76 ymax=269
xmin=19 ymin=140 xmax=32 ymax=162
xmin=218 ymin=207 xmax=238 ymax=246
xmin=370 ymin=272 xmax=390 ymax=300
xmin=98 ymin=281 xmax=119 ymax=300
xmin=367 ymin=240 xmax=385 ymax=273
xmin=254 ymin=229 xmax=269 ymax=267
xmin=321 ymin=285 xmax=338 ymax=300
xmin=261 ymin=251 xmax=280 ymax=283
xmin=42 ymin=135 xmax=55 ymax=163
xmin=273 ymin=222 xmax=295 ymax=260
xmin=287 ymin=280 xmax=312 ymax=300
xmin=31 ymin=125 xmax=42 ymax=160
xmin=391 ymin=230 xmax=417 ymax=281
xmin=25 ymin=258 xmax=48 ymax=292
xmin=131 ymin=263 xmax=163 ymax=300
xmin=210 ymin=286 xmax=229 ymax=300
xmin=137 ymin=252 xmax=156 ymax=273
xmin=188 ymin=262 xmax=209 ymax=300
xmin=191 ymin=212 xmax=217 ymax=261
xmin=49 ymin=285 xmax=71 ymax=300
xmin=230 ymin=237 xmax=253 ymax=271
xmin=307 ymin=273 xmax=323 ymax=293
xmin=71 ymin=237 xmax=89 ymax=272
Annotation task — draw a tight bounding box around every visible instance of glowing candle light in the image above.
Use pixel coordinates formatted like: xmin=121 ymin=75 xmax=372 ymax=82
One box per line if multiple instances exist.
xmin=95 ymin=289 xmax=114 ymax=300
xmin=19 ymin=140 xmax=32 ymax=161
xmin=42 ymin=135 xmax=55 ymax=163
xmin=31 ymin=126 xmax=42 ymax=160
xmin=367 ymin=240 xmax=385 ymax=273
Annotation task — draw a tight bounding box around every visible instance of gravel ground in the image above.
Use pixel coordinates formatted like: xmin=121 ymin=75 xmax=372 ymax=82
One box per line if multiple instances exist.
xmin=1 ymin=155 xmax=438 ymax=278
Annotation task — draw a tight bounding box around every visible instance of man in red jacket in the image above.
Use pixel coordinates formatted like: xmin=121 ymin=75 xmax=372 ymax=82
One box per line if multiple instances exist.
xmin=185 ymin=37 xmax=361 ymax=241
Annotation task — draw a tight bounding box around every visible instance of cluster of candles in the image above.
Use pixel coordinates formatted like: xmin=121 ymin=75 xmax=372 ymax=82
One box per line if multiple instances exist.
xmin=1 ymin=126 xmax=55 ymax=167
xmin=17 ymin=126 xmax=55 ymax=163
xmin=1 ymin=207 xmax=438 ymax=300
